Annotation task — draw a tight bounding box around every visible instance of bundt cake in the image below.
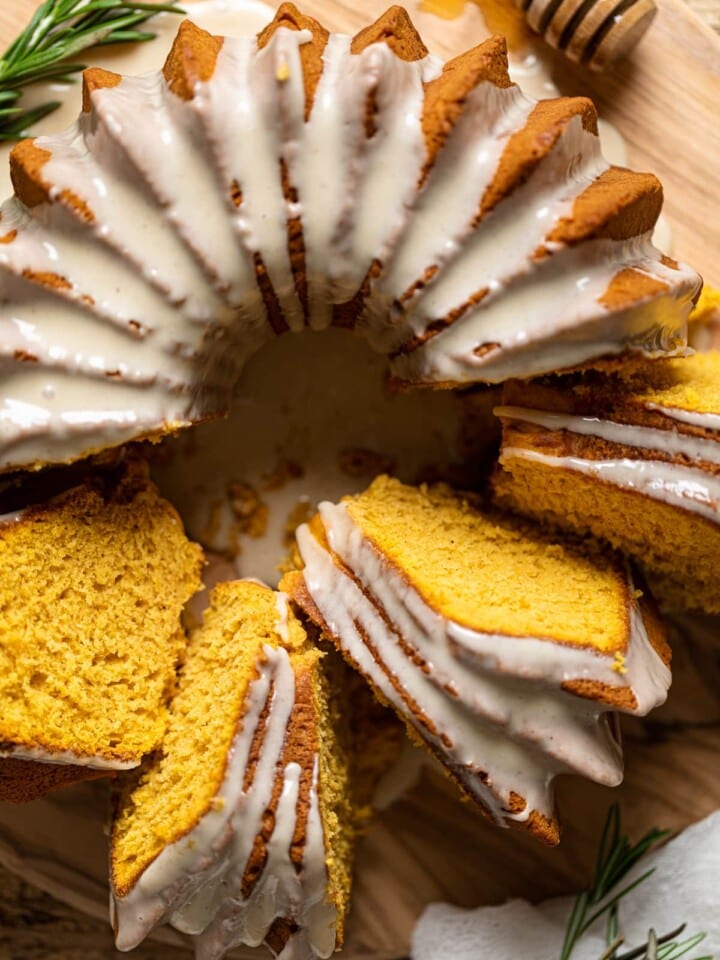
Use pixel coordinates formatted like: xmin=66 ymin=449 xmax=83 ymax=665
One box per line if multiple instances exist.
xmin=281 ymin=475 xmax=671 ymax=844
xmin=110 ymin=579 xmax=353 ymax=960
xmin=0 ymin=456 xmax=203 ymax=801
xmin=0 ymin=4 xmax=700 ymax=475
xmin=494 ymin=351 xmax=720 ymax=613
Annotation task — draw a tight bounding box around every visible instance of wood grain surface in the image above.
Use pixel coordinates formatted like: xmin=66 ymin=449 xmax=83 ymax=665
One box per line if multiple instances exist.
xmin=0 ymin=2 xmax=718 ymax=959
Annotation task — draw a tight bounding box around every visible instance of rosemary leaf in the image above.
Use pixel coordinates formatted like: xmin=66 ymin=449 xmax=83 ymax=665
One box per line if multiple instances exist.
xmin=580 ymin=870 xmax=657 ymax=936
xmin=656 ymin=932 xmax=711 ymax=960
xmin=0 ymin=0 xmax=184 ymax=141
xmin=0 ymin=101 xmax=62 ymax=141
xmin=562 ymin=807 xmax=709 ymax=960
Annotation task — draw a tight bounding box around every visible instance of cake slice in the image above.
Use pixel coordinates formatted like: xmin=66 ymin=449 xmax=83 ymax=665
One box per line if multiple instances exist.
xmin=0 ymin=457 xmax=202 ymax=800
xmin=110 ymin=580 xmax=353 ymax=960
xmin=282 ymin=476 xmax=671 ymax=844
xmin=495 ymin=351 xmax=720 ymax=612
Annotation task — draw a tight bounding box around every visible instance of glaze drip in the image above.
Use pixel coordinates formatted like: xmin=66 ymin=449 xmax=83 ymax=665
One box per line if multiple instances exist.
xmin=0 ymin=13 xmax=699 ymax=474
xmin=294 ymin=501 xmax=670 ymax=828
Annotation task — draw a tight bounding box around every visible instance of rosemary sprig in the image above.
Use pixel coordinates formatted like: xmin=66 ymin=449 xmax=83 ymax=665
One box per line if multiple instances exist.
xmin=560 ymin=805 xmax=712 ymax=960
xmin=560 ymin=804 xmax=670 ymax=960
xmin=0 ymin=0 xmax=184 ymax=141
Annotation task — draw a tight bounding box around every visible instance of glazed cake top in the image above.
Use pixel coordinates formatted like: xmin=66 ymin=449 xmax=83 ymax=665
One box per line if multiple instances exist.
xmin=0 ymin=3 xmax=699 ymax=475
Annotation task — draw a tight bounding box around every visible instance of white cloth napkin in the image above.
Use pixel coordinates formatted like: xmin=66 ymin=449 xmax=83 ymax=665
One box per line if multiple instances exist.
xmin=412 ymin=810 xmax=720 ymax=960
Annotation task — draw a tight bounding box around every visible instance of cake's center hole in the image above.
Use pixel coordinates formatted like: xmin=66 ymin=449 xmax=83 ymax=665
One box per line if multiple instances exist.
xmin=152 ymin=329 xmax=496 ymax=586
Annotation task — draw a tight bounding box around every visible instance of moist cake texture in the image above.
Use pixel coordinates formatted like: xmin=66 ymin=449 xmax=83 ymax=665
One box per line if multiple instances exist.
xmin=283 ymin=475 xmax=671 ymax=844
xmin=495 ymin=352 xmax=720 ymax=612
xmin=0 ymin=457 xmax=202 ymax=791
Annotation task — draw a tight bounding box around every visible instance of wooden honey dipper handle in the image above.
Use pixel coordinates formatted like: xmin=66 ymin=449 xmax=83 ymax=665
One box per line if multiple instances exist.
xmin=520 ymin=0 xmax=658 ymax=70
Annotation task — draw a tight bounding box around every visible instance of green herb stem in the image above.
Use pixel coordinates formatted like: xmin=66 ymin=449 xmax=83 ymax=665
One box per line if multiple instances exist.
xmin=0 ymin=0 xmax=183 ymax=140
xmin=563 ymin=806 xmax=710 ymax=960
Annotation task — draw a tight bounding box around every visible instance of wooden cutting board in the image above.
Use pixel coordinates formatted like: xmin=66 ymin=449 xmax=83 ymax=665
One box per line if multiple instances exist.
xmin=0 ymin=2 xmax=718 ymax=959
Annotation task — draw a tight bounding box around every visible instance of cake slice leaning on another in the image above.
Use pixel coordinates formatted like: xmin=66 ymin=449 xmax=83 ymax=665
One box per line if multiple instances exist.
xmin=282 ymin=476 xmax=671 ymax=845
xmin=494 ymin=352 xmax=720 ymax=613
xmin=110 ymin=580 xmax=353 ymax=960
xmin=0 ymin=456 xmax=203 ymax=802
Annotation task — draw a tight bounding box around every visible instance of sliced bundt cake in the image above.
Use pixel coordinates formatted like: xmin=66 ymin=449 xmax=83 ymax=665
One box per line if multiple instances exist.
xmin=0 ymin=456 xmax=203 ymax=800
xmin=111 ymin=580 xmax=353 ymax=960
xmin=495 ymin=351 xmax=720 ymax=612
xmin=0 ymin=5 xmax=698 ymax=474
xmin=282 ymin=475 xmax=671 ymax=844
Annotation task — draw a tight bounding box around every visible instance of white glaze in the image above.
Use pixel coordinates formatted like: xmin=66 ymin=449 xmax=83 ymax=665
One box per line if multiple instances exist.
xmin=113 ymin=641 xmax=336 ymax=958
xmin=193 ymin=30 xmax=308 ymax=332
xmin=496 ymin=405 xmax=720 ymax=464
xmin=369 ymin=81 xmax=535 ymax=334
xmin=275 ymin=591 xmax=291 ymax=644
xmin=329 ymin=48 xmax=441 ymax=305
xmin=366 ymin=108 xmax=609 ymax=349
xmin=501 ymin=447 xmax=720 ymax=525
xmin=0 ymin=2 xmax=277 ymax=201
xmin=295 ymin=503 xmax=669 ymax=825
xmin=39 ymin=123 xmax=230 ymax=321
xmin=0 ymin=14 xmax=699 ymax=473
xmin=290 ymin=33 xmax=358 ymax=331
xmin=390 ymin=234 xmax=695 ymax=384
xmin=646 ymin=404 xmax=720 ymax=430
xmin=0 ymin=743 xmax=137 ymax=771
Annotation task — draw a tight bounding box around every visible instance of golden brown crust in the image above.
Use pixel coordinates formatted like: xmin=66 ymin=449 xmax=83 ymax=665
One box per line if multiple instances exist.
xmin=257 ymin=4 xmax=329 ymax=121
xmin=332 ymin=260 xmax=382 ymax=329
xmin=10 ymin=139 xmax=94 ymax=221
xmin=162 ymin=19 xmax=224 ymax=102
xmin=421 ymin=36 xmax=512 ymax=176
xmin=351 ymin=6 xmax=428 ymax=61
xmin=242 ymin=662 xmax=318 ymax=897
xmin=21 ymin=269 xmax=71 ymax=292
xmin=252 ymin=252 xmax=289 ymax=334
xmin=0 ymin=757 xmax=111 ymax=803
xmin=265 ymin=918 xmax=296 ymax=956
xmin=479 ymin=97 xmax=598 ymax=222
xmin=280 ymin=158 xmax=309 ymax=320
xmin=561 ymin=678 xmax=637 ymax=711
xmin=82 ymin=66 xmax=122 ymax=112
xmin=9 ymin=139 xmax=53 ymax=209
xmin=547 ymin=167 xmax=663 ymax=246
xmin=600 ymin=268 xmax=669 ymax=310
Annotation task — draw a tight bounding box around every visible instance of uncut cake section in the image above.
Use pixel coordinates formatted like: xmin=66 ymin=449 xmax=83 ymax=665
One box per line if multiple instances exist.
xmin=0 ymin=4 xmax=700 ymax=475
xmin=495 ymin=351 xmax=720 ymax=612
